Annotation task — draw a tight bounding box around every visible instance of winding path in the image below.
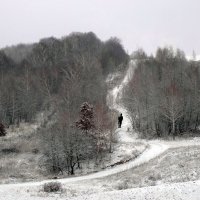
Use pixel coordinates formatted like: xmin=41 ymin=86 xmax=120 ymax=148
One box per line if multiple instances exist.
xmin=0 ymin=60 xmax=169 ymax=187
xmin=1 ymin=60 xmax=200 ymax=200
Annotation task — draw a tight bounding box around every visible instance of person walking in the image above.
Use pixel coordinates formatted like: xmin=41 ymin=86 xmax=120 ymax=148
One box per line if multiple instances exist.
xmin=118 ymin=113 xmax=123 ymax=128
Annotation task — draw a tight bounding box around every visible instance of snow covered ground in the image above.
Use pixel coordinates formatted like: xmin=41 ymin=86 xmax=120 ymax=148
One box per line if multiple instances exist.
xmin=69 ymin=180 xmax=200 ymax=200
xmin=1 ymin=60 xmax=200 ymax=199
xmin=0 ymin=110 xmax=58 ymax=184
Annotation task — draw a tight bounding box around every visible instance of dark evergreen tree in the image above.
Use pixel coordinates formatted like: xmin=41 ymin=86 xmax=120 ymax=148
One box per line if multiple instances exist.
xmin=76 ymin=102 xmax=95 ymax=133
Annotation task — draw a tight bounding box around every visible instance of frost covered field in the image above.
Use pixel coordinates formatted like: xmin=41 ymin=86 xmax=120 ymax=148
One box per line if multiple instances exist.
xmin=1 ymin=61 xmax=200 ymax=200
xmin=69 ymin=181 xmax=200 ymax=200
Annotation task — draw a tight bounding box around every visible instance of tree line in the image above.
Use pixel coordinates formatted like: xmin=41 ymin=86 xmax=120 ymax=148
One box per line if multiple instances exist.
xmin=123 ymin=48 xmax=200 ymax=139
xmin=0 ymin=32 xmax=128 ymax=174
xmin=0 ymin=32 xmax=128 ymax=126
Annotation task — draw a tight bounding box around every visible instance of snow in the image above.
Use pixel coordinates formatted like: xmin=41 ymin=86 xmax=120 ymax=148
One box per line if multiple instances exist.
xmin=6 ymin=111 xmax=50 ymax=139
xmin=0 ymin=60 xmax=148 ymax=186
xmin=186 ymin=55 xmax=200 ymax=61
xmin=70 ymin=180 xmax=200 ymax=200
xmin=1 ymin=59 xmax=200 ymax=199
xmin=108 ymin=60 xmax=137 ymax=140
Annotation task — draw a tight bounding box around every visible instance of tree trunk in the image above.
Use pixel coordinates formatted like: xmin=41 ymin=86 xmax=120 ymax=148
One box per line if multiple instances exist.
xmin=172 ymin=118 xmax=175 ymax=140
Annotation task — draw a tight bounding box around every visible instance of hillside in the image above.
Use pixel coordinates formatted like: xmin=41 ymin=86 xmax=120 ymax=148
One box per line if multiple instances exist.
xmin=0 ymin=32 xmax=130 ymax=182
xmin=0 ymin=59 xmax=200 ymax=200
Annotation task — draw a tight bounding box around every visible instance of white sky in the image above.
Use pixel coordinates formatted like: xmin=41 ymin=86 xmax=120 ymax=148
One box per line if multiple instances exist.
xmin=0 ymin=0 xmax=200 ymax=55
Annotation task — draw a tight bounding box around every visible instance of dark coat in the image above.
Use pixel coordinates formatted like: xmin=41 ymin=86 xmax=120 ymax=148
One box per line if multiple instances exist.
xmin=118 ymin=115 xmax=123 ymax=123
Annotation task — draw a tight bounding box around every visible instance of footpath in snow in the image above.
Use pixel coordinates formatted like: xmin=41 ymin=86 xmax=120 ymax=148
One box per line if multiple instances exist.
xmin=1 ymin=60 xmax=200 ymax=200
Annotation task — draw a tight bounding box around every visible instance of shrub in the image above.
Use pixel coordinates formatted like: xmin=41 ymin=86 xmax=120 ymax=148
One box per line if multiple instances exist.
xmin=116 ymin=180 xmax=129 ymax=190
xmin=0 ymin=123 xmax=6 ymax=137
xmin=32 ymin=148 xmax=39 ymax=154
xmin=1 ymin=147 xmax=20 ymax=154
xmin=43 ymin=182 xmax=62 ymax=193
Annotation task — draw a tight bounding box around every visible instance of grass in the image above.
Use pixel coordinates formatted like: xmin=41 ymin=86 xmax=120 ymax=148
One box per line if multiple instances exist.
xmin=98 ymin=145 xmax=200 ymax=190
xmin=0 ymin=118 xmax=147 ymax=184
xmin=0 ymin=124 xmax=46 ymax=184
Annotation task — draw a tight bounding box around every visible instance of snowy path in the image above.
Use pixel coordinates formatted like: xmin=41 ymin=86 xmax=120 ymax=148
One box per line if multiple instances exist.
xmin=0 ymin=60 xmax=169 ymax=199
xmin=1 ymin=60 xmax=200 ymax=199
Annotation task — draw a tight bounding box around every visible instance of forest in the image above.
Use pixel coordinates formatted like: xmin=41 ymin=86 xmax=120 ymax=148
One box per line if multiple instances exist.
xmin=0 ymin=32 xmax=128 ymax=174
xmin=2 ymin=32 xmax=200 ymax=176
xmin=123 ymin=48 xmax=200 ymax=139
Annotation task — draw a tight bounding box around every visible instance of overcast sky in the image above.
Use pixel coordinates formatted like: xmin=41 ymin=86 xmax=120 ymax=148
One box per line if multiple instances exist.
xmin=0 ymin=0 xmax=200 ymax=55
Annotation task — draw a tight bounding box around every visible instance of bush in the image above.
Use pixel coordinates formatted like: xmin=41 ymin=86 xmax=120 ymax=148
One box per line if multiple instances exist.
xmin=43 ymin=182 xmax=62 ymax=193
xmin=0 ymin=123 xmax=6 ymax=137
xmin=32 ymin=148 xmax=39 ymax=154
xmin=1 ymin=148 xmax=20 ymax=154
xmin=116 ymin=180 xmax=129 ymax=190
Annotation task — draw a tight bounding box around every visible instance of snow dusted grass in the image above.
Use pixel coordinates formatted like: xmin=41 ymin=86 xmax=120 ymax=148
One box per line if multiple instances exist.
xmin=2 ymin=178 xmax=200 ymax=200
xmin=7 ymin=123 xmax=39 ymax=139
xmin=0 ymin=112 xmax=53 ymax=184
xmin=69 ymin=180 xmax=200 ymax=200
xmin=0 ymin=107 xmax=147 ymax=184
xmin=69 ymin=140 xmax=147 ymax=176
xmin=0 ymin=113 xmax=146 ymax=184
xmin=2 ymin=62 xmax=200 ymax=200
xmin=0 ymin=129 xmax=46 ymax=184
xmin=96 ymin=142 xmax=200 ymax=190
xmin=2 ymin=142 xmax=198 ymax=200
